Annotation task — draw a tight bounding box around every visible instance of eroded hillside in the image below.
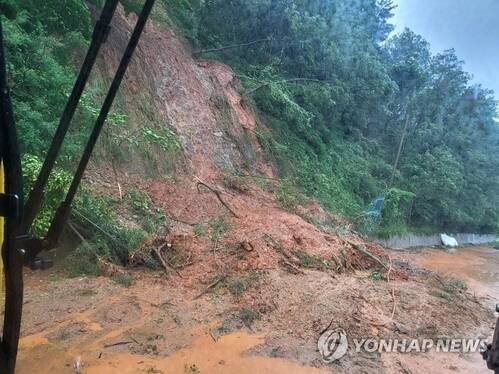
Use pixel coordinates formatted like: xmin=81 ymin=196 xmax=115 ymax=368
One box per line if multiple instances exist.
xmin=12 ymin=4 xmax=499 ymax=374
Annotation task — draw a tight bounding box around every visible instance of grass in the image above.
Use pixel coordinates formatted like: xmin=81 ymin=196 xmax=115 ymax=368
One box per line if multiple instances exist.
xmin=431 ymin=289 xmax=453 ymax=302
xmin=253 ymin=175 xmax=276 ymax=193
xmin=59 ymin=330 xmax=71 ymax=341
xmin=192 ymin=224 xmax=206 ymax=237
xmin=64 ymin=245 xmax=100 ymax=277
xmin=369 ymin=271 xmax=385 ymax=281
xmin=147 ymin=334 xmax=165 ymax=342
xmin=112 ymin=272 xmax=134 ymax=288
xmin=239 ymin=308 xmax=261 ymax=327
xmin=292 ymin=250 xmax=332 ymax=270
xmin=224 ymin=272 xmax=264 ymax=297
xmin=78 ymin=289 xmax=97 ymax=297
xmin=430 ymin=274 xmax=468 ymax=302
xmin=276 ymin=180 xmax=305 ymax=212
xmin=208 ymin=216 xmax=231 ymax=243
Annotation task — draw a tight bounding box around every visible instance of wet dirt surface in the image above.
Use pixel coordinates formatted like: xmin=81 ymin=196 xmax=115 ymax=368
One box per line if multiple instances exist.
xmin=417 ymin=246 xmax=499 ymax=300
xmin=17 ymin=325 xmax=328 ymax=374
xmin=13 ymin=247 xmax=498 ymax=374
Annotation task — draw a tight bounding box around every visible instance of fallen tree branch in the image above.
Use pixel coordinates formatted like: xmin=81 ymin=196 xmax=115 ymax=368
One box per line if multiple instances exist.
xmin=193 ymin=38 xmax=270 ymax=55
xmin=104 ymin=341 xmax=133 ymax=348
xmin=68 ymin=221 xmax=88 ymax=245
xmin=209 ymin=329 xmax=218 ymax=343
xmin=154 ymin=243 xmax=170 ymax=274
xmin=166 ymin=214 xmax=198 ymax=226
xmin=195 ymin=178 xmax=239 ymax=218
xmin=347 ymin=241 xmax=389 ymax=270
xmin=194 ymin=275 xmax=227 ymax=300
xmin=386 ymin=254 xmax=397 ymax=320
xmin=279 ymin=259 xmax=305 ymax=275
xmin=248 ymin=78 xmax=325 ymax=94
xmin=154 ymin=243 xmax=184 ymax=278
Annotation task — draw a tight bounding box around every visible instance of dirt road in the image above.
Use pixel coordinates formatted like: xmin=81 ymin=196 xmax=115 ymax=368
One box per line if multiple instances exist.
xmin=12 ymin=246 xmax=499 ymax=373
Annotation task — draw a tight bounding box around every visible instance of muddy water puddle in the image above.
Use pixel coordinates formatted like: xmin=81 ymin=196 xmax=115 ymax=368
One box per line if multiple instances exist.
xmin=418 ymin=246 xmax=499 ymax=299
xmin=17 ymin=322 xmax=328 ymax=374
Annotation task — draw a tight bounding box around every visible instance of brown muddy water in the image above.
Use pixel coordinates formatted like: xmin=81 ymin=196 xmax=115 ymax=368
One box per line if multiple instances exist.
xmin=17 ymin=323 xmax=328 ymax=374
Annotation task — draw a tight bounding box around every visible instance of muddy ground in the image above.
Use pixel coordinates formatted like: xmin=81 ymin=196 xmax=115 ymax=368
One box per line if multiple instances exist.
xmin=13 ymin=246 xmax=499 ymax=374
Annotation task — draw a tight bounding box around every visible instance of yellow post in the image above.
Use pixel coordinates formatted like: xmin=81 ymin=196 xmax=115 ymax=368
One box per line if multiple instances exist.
xmin=0 ymin=161 xmax=4 ymax=298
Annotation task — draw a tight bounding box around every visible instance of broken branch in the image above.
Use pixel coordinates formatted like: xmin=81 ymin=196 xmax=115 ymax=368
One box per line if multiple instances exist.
xmin=195 ymin=178 xmax=239 ymax=218
xmin=347 ymin=241 xmax=389 ymax=270
xmin=104 ymin=341 xmax=133 ymax=348
xmin=154 ymin=244 xmax=170 ymax=274
xmin=194 ymin=275 xmax=227 ymax=300
xmin=248 ymin=78 xmax=325 ymax=94
xmin=193 ymin=38 xmax=270 ymax=55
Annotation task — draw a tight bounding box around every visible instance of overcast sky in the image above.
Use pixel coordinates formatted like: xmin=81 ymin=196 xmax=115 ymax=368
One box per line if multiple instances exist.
xmin=391 ymin=0 xmax=499 ymax=98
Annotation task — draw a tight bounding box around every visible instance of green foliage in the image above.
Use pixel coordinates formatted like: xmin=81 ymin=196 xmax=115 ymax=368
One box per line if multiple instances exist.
xmin=124 ymin=188 xmax=165 ymax=233
xmin=208 ymin=215 xmax=230 ymax=242
xmin=376 ymin=188 xmax=415 ymax=237
xmin=160 ymin=0 xmax=202 ymax=41
xmin=430 ymin=274 xmax=467 ymax=302
xmin=369 ymin=271 xmax=385 ymax=281
xmin=141 ymin=125 xmax=180 ymax=156
xmin=276 ymin=179 xmax=304 ymax=212
xmin=65 ymin=242 xmax=101 ymax=277
xmin=22 ymin=155 xmax=72 ymax=237
xmin=74 ymin=191 xmax=149 ymax=266
xmin=292 ymin=250 xmax=333 ymax=270
xmin=192 ymin=224 xmax=206 ymax=237
xmin=112 ymin=272 xmax=134 ymax=288
xmin=4 ymin=0 xmax=499 ymax=257
xmin=238 ymin=307 xmax=260 ymax=327
xmin=179 ymin=0 xmax=499 ymax=234
xmin=224 ymin=272 xmax=263 ymax=297
xmin=2 ymin=1 xmax=97 ymax=162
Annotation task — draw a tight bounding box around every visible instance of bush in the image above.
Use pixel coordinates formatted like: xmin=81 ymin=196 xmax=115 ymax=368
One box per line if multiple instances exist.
xmin=112 ymin=272 xmax=134 ymax=288
xmin=276 ymin=179 xmax=304 ymax=212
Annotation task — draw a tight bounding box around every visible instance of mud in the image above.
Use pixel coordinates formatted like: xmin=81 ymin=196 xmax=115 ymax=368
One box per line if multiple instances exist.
xmin=15 ymin=246 xmax=498 ymax=374
xmin=18 ymin=325 xmax=328 ymax=374
xmin=417 ymin=246 xmax=499 ymax=299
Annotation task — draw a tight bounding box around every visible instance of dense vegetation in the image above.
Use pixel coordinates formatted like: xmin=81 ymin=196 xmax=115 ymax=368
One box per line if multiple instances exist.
xmin=1 ymin=0 xmax=498 ymax=243
xmin=186 ymin=0 xmax=499 ymax=235
xmin=0 ymin=0 xmax=156 ymax=272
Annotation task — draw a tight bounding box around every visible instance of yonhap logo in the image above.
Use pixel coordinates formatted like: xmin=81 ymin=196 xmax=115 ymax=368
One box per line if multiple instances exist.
xmin=317 ymin=328 xmax=349 ymax=363
xmin=317 ymin=327 xmax=489 ymax=363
